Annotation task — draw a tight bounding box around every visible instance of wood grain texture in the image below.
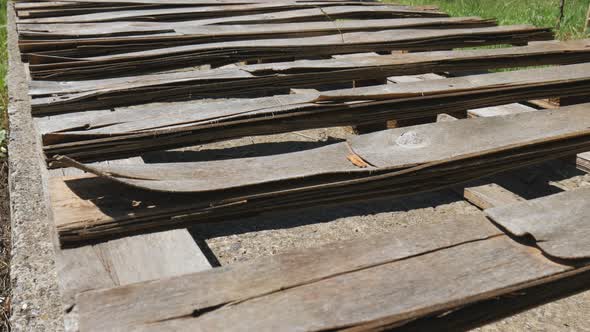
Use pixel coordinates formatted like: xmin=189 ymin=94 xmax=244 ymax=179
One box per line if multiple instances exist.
xmin=39 ymin=63 xmax=590 ymax=162
xmin=75 ymin=213 xmax=585 ymax=332
xmin=18 ymin=4 xmax=442 ymax=24
xmin=26 ymin=25 xmax=552 ymax=80
xmin=18 ymin=17 xmax=490 ymax=44
xmin=29 ymin=39 xmax=590 ymax=114
xmin=464 ymin=183 xmax=525 ymax=210
xmin=467 ymin=103 xmax=537 ymax=118
xmin=75 ymin=214 xmax=502 ymax=331
xmin=486 ymin=186 xmax=590 ymax=260
xmin=51 ymin=104 xmax=590 ymax=245
xmin=53 ymin=105 xmax=590 ymax=193
xmin=577 ymin=152 xmax=590 ymax=173
xmin=51 ymin=175 xmax=212 ymax=303
xmin=50 ymin=172 xmax=212 ymax=331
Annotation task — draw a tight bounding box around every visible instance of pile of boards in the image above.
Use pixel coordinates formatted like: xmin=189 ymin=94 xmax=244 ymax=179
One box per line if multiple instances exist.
xmin=54 ymin=104 xmax=590 ymax=245
xmin=38 ymin=58 xmax=590 ymax=161
xmin=12 ymin=1 xmax=590 ymax=331
xmin=15 ymin=0 xmax=590 ymax=246
xmin=75 ymin=189 xmax=590 ymax=331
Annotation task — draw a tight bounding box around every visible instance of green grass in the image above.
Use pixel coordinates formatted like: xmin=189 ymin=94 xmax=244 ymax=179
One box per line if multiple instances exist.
xmin=388 ymin=0 xmax=590 ymax=40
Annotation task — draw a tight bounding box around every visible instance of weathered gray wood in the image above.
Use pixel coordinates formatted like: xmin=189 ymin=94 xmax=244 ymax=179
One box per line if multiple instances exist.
xmin=19 ymin=17 xmax=495 ymax=57
xmin=75 ymin=212 xmax=586 ymax=332
xmin=15 ymin=2 xmax=391 ymax=21
xmin=466 ymin=95 xmax=590 ymax=174
xmin=26 ymin=25 xmax=552 ymax=80
xmin=19 ymin=16 xmax=491 ymax=40
xmin=51 ymin=174 xmax=212 ymax=290
xmin=23 ymin=0 xmax=377 ymax=4
xmin=17 ymin=5 xmax=445 ymax=24
xmin=464 ymin=183 xmax=525 ymax=210
xmin=39 ymin=63 xmax=590 ymax=161
xmin=49 ymin=172 xmax=213 ymax=329
xmin=486 ymin=187 xmax=590 ymax=260
xmin=29 ymin=39 xmax=590 ymax=114
xmin=467 ymin=103 xmax=537 ymax=118
xmin=577 ymin=152 xmax=590 ymax=172
xmin=52 ymin=104 xmax=590 ymax=245
xmin=54 ymin=105 xmax=590 ymax=193
xmin=74 ymin=214 xmax=504 ymax=331
xmin=13 ymin=0 xmax=364 ymax=9
xmin=438 ymin=99 xmax=528 ymax=212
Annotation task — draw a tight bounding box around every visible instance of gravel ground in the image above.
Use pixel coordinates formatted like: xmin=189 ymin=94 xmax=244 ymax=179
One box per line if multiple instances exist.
xmin=0 ymin=160 xmax=10 ymax=332
xmin=177 ymin=127 xmax=590 ymax=331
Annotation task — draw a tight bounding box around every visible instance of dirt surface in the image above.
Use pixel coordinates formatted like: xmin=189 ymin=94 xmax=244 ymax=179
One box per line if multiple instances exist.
xmin=176 ymin=126 xmax=590 ymax=332
xmin=0 ymin=160 xmax=10 ymax=332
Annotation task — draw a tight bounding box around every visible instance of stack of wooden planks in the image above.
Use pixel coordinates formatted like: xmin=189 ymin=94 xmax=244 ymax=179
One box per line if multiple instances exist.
xmin=10 ymin=0 xmax=590 ymax=331
xmin=53 ymin=103 xmax=590 ymax=245
xmin=75 ymin=187 xmax=590 ymax=331
xmin=38 ymin=61 xmax=590 ymax=162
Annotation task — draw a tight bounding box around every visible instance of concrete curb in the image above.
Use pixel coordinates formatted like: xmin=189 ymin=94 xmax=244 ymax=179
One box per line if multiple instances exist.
xmin=6 ymin=3 xmax=65 ymax=331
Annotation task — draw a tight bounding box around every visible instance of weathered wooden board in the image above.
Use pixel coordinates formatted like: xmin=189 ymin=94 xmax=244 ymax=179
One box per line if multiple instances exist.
xmin=29 ymin=39 xmax=590 ymax=113
xmin=74 ymin=210 xmax=590 ymax=332
xmin=26 ymin=25 xmax=553 ymax=80
xmin=50 ymin=174 xmax=212 ymax=307
xmin=578 ymin=152 xmax=590 ymax=172
xmin=486 ymin=186 xmax=590 ymax=260
xmin=18 ymin=16 xmax=487 ymax=41
xmin=14 ymin=0 xmax=369 ymax=8
xmin=464 ymin=183 xmax=526 ymax=210
xmin=51 ymin=104 xmax=590 ymax=245
xmin=17 ymin=5 xmax=445 ymax=24
xmin=19 ymin=17 xmax=496 ymax=57
xmin=14 ymin=0 xmax=384 ymax=14
xmin=467 ymin=103 xmax=537 ymax=118
xmin=39 ymin=64 xmax=590 ymax=161
xmin=15 ymin=2 xmax=391 ymax=20
xmin=53 ymin=105 xmax=590 ymax=193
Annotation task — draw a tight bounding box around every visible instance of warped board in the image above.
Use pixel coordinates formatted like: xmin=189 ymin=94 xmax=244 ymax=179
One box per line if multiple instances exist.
xmin=50 ymin=104 xmax=590 ymax=245
xmin=16 ymin=2 xmax=391 ymax=20
xmin=74 ymin=194 xmax=590 ymax=331
xmin=19 ymin=17 xmax=497 ymax=56
xmin=13 ymin=0 xmax=379 ymax=11
xmin=14 ymin=0 xmax=371 ymax=8
xmin=51 ymin=173 xmax=212 ymax=302
xmin=26 ymin=25 xmax=553 ymax=80
xmin=17 ymin=4 xmax=445 ymax=24
xmin=486 ymin=187 xmax=590 ymax=260
xmin=18 ymin=16 xmax=486 ymax=41
xmin=39 ymin=63 xmax=590 ymax=161
xmin=29 ymin=39 xmax=590 ymax=113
